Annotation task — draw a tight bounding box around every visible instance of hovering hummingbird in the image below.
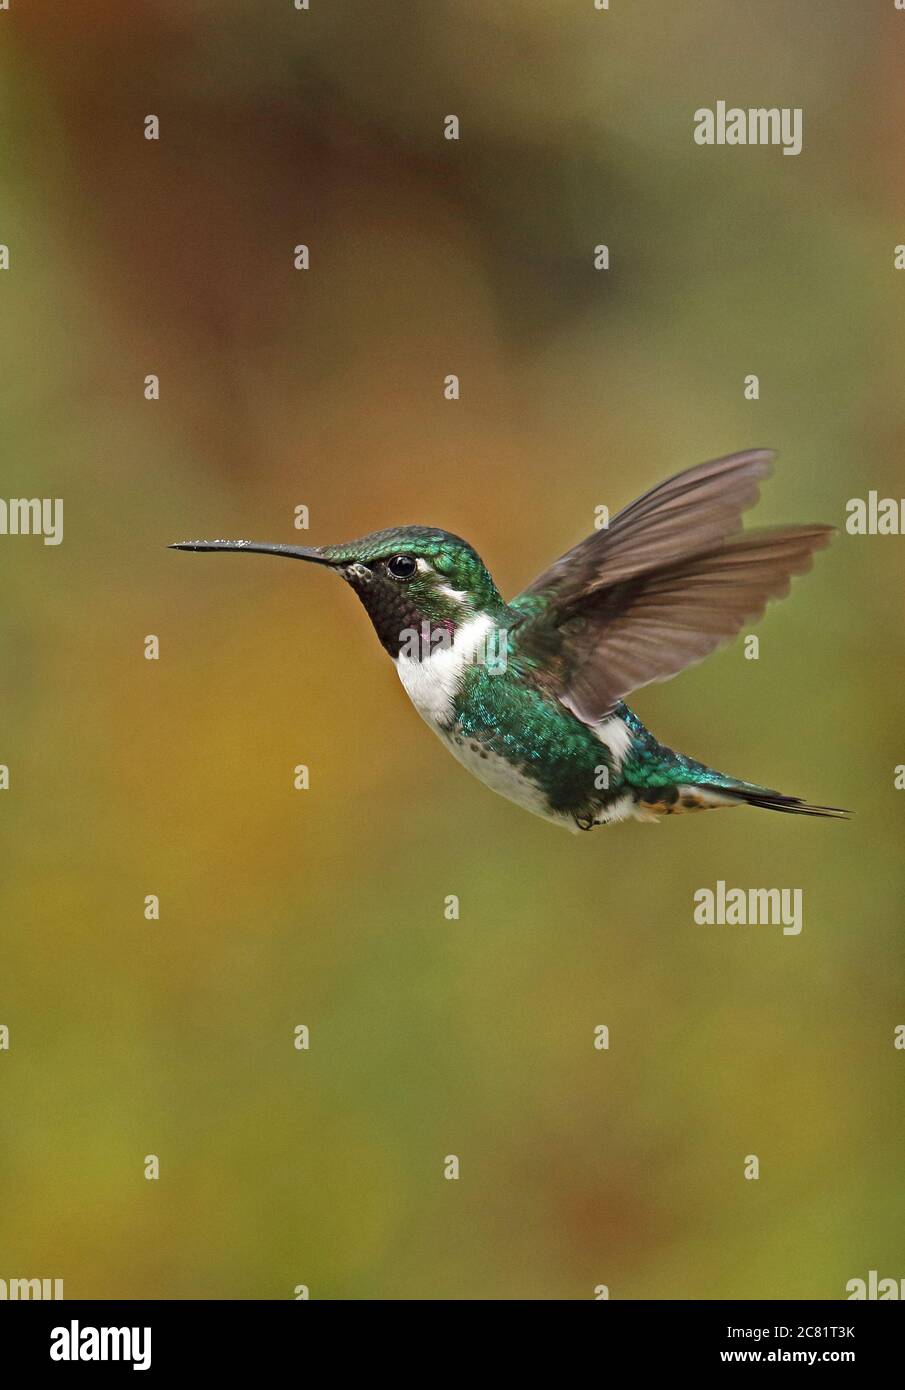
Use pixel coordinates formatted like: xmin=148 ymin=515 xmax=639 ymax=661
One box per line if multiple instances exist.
xmin=172 ymin=450 xmax=847 ymax=829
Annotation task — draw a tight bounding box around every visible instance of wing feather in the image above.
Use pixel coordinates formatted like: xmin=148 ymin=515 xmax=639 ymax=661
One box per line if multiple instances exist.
xmin=556 ymin=525 xmax=832 ymax=723
xmin=521 ymin=449 xmax=775 ymax=601
xmin=510 ymin=451 xmax=832 ymax=723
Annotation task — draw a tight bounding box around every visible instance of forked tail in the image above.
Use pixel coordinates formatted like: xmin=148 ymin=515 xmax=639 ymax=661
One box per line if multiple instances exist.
xmin=719 ymin=784 xmax=849 ymax=819
xmin=618 ymin=711 xmax=850 ymax=820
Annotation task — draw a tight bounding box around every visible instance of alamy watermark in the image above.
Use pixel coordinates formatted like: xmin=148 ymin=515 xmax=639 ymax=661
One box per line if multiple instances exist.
xmin=845 ymin=492 xmax=905 ymax=535
xmin=846 ymin=1270 xmax=905 ymax=1299
xmin=50 ymin=1321 xmax=151 ymax=1371
xmin=0 ymin=1275 xmax=64 ymax=1299
xmin=0 ymin=497 xmax=64 ymax=545
xmin=694 ymin=102 xmax=802 ymax=156
xmin=399 ymin=621 xmax=508 ymax=673
xmin=694 ymin=880 xmax=803 ymax=936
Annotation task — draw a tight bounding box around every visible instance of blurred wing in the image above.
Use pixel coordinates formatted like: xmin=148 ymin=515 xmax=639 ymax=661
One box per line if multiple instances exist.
xmin=512 ymin=525 xmax=833 ymax=724
xmin=521 ymin=449 xmax=775 ymax=601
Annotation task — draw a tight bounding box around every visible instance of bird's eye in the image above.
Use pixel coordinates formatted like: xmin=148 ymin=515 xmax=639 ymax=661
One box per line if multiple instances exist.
xmin=386 ymin=554 xmax=417 ymax=580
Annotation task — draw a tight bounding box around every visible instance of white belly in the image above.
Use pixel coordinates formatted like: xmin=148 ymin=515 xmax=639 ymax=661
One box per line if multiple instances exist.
xmin=394 ymin=617 xmax=568 ymax=826
xmin=439 ymin=726 xmax=564 ymax=825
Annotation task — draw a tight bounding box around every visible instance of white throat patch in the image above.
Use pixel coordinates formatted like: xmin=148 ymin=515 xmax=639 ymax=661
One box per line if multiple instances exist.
xmin=395 ymin=612 xmax=494 ymax=728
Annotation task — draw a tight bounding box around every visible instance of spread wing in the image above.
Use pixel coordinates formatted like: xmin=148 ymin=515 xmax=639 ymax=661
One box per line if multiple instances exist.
xmin=509 ymin=452 xmax=832 ymax=723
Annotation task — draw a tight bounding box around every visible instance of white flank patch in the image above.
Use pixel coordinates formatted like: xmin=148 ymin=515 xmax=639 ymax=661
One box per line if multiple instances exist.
xmin=594 ymin=793 xmax=636 ymax=826
xmin=395 ymin=612 xmax=494 ymax=727
xmin=593 ymin=714 xmax=632 ymax=770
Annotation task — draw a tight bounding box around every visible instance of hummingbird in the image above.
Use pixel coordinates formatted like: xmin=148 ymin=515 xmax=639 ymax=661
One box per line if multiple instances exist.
xmin=172 ymin=450 xmax=848 ymax=830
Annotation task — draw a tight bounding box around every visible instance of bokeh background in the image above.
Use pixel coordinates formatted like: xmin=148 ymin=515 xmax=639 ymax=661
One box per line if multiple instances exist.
xmin=1 ymin=0 xmax=903 ymax=1300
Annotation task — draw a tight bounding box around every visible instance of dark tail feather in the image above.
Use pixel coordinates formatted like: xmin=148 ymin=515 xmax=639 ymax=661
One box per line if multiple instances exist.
xmin=727 ymin=786 xmax=850 ymax=819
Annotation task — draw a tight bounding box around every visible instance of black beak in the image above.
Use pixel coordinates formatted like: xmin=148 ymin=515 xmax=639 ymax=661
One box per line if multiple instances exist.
xmin=169 ymin=539 xmax=336 ymax=566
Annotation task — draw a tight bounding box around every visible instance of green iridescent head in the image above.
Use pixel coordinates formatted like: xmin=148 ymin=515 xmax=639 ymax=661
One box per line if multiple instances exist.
xmin=170 ymin=525 xmax=507 ymax=656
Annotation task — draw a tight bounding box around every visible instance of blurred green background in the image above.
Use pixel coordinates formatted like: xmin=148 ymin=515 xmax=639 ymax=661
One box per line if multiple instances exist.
xmin=1 ymin=1 xmax=903 ymax=1300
